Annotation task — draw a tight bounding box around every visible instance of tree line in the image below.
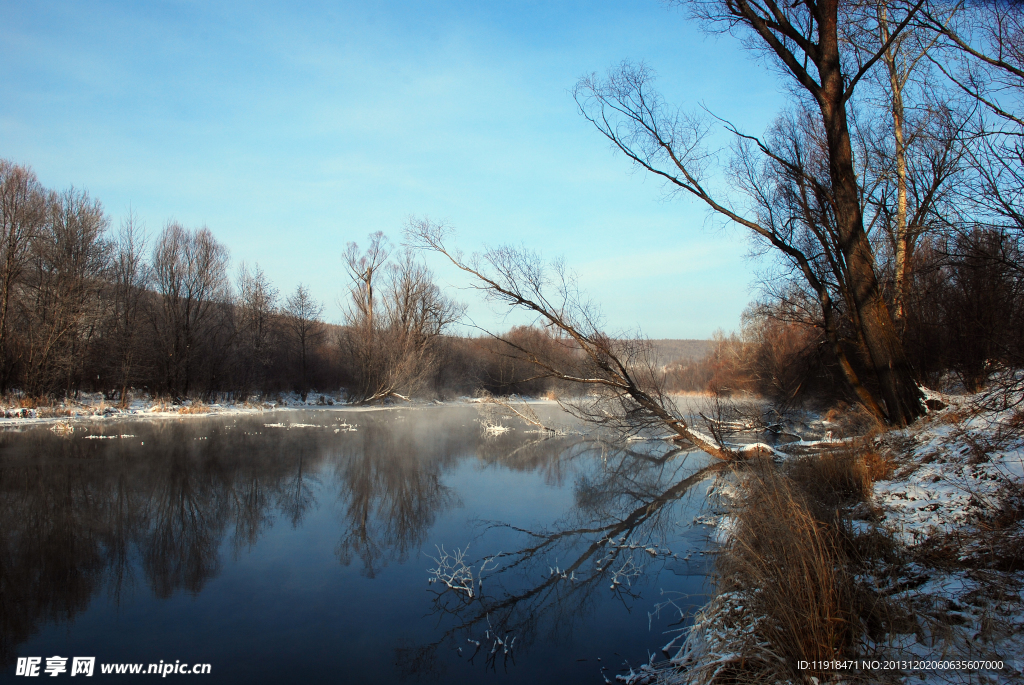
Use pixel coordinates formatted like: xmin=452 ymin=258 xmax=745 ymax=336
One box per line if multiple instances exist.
xmin=0 ymin=161 xmax=344 ymax=402
xmin=0 ymin=161 xmax=567 ymax=404
xmin=7 ymin=0 xmax=1024 ymax=419
xmin=567 ymin=0 xmax=1024 ymax=422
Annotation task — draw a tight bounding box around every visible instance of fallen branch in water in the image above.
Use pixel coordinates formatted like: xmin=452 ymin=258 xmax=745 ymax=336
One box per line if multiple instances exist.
xmin=478 ymin=393 xmax=566 ymax=434
xmin=407 ymin=219 xmax=736 ymax=462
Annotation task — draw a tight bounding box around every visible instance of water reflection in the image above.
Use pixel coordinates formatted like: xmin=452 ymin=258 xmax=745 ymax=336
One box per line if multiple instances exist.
xmin=0 ymin=411 xmax=464 ymax=666
xmin=333 ymin=420 xmax=461 ymax=577
xmin=406 ymin=439 xmax=720 ymax=677
xmin=0 ymin=406 xmax=717 ymax=683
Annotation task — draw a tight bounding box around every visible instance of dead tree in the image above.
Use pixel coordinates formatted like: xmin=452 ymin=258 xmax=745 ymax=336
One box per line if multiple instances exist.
xmin=406 ymin=219 xmax=734 ymax=461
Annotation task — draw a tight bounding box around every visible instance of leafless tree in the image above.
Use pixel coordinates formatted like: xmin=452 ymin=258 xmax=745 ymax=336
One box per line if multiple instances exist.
xmin=283 ymin=284 xmax=325 ymax=401
xmin=342 ymin=231 xmax=390 ymax=333
xmin=341 ymin=232 xmax=392 ymax=402
xmin=108 ymin=211 xmax=150 ymax=407
xmin=150 ymin=222 xmax=229 ymax=397
xmin=0 ymin=160 xmax=47 ymax=389
xmin=918 ymin=2 xmax=1024 ymax=392
xmin=378 ymin=249 xmax=465 ymax=393
xmin=923 ymin=4 xmax=1024 ymax=257
xmin=19 ymin=187 xmax=110 ymax=396
xmin=573 ymin=0 xmax=930 ymax=425
xmin=341 ymin=234 xmax=463 ymax=403
xmin=236 ymin=262 xmax=279 ymax=394
xmin=406 ymin=219 xmax=733 ymax=461
xmin=842 ymin=1 xmax=968 ymax=329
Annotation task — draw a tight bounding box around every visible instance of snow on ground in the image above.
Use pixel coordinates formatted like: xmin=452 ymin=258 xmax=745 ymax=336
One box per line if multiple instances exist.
xmin=647 ymin=391 xmax=1024 ymax=685
xmin=0 ymin=391 xmax=524 ymax=428
xmin=0 ymin=391 xmax=350 ymax=425
xmin=866 ymin=394 xmax=1024 ymax=683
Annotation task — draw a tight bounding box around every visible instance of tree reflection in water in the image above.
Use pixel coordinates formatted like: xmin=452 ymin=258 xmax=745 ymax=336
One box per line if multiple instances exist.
xmin=404 ymin=439 xmax=723 ymax=677
xmin=0 ymin=418 xmax=343 ymax=666
xmin=332 ymin=418 xmax=460 ymax=578
xmin=0 ymin=408 xmax=502 ymax=668
xmin=0 ymin=406 xmax=719 ymax=681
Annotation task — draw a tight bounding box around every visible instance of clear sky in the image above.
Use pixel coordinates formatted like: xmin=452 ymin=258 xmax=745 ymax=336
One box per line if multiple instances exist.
xmin=0 ymin=0 xmax=786 ymax=337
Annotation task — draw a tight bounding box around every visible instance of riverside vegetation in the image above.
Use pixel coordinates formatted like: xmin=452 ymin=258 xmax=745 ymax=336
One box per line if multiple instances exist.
xmin=5 ymin=0 xmax=1024 ymax=681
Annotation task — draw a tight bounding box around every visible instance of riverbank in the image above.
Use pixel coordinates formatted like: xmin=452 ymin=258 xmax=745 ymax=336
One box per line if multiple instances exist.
xmin=635 ymin=391 xmax=1024 ymax=685
xmin=0 ymin=392 xmax=347 ymax=427
xmin=0 ymin=391 xmax=568 ymax=429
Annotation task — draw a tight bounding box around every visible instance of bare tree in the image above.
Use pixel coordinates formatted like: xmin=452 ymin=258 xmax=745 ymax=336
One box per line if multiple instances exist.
xmin=342 ymin=231 xmax=391 ymax=334
xmin=923 ymin=4 xmax=1024 ymax=258
xmin=0 ymin=160 xmax=47 ymax=389
xmin=20 ymin=187 xmax=111 ymax=396
xmin=842 ymin=1 xmax=967 ymax=330
xmin=917 ymin=2 xmax=1024 ymax=394
xmin=573 ymin=0 xmax=930 ymax=425
xmin=236 ymin=262 xmax=279 ymax=394
xmin=341 ymin=232 xmax=392 ymax=402
xmin=283 ymin=284 xmax=325 ymax=401
xmin=150 ymin=222 xmax=229 ymax=397
xmin=341 ymin=234 xmax=462 ymax=403
xmin=109 ymin=210 xmax=149 ymax=407
xmin=406 ymin=219 xmax=733 ymax=461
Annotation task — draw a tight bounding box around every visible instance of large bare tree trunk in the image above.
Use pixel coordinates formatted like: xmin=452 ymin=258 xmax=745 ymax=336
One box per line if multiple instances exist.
xmin=817 ymin=0 xmax=922 ymax=425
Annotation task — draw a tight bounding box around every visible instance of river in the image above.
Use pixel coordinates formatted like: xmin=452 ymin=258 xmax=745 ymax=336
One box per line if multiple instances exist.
xmin=0 ymin=404 xmax=720 ymax=683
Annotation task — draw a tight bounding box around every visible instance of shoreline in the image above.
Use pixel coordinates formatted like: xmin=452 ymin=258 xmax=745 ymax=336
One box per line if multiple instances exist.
xmin=0 ymin=393 xmax=563 ymax=429
xmin=647 ymin=391 xmax=1024 ymax=685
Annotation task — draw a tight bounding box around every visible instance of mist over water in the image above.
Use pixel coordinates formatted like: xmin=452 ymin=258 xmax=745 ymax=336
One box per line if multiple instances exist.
xmin=0 ymin=405 xmax=717 ymax=683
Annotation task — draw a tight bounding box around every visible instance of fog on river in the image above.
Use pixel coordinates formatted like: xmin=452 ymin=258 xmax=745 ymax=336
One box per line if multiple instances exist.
xmin=0 ymin=404 xmax=721 ymax=684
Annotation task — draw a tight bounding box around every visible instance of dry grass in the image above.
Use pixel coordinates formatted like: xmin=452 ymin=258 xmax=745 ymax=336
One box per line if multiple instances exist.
xmin=34 ymin=406 xmax=68 ymax=418
xmin=3 ymin=394 xmax=53 ymax=409
xmin=789 ymin=450 xmax=872 ymax=508
xmin=148 ymin=398 xmax=174 ymax=412
xmin=704 ymin=449 xmax=908 ymax=683
xmin=860 ymin=449 xmax=898 ymax=482
xmin=177 ymin=402 xmax=209 ymax=414
xmin=239 ymin=400 xmax=272 ymax=410
xmin=718 ymin=461 xmax=856 ymax=682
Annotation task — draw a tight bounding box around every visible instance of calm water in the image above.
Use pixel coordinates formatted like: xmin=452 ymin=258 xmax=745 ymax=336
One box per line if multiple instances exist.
xmin=0 ymin=405 xmax=718 ymax=683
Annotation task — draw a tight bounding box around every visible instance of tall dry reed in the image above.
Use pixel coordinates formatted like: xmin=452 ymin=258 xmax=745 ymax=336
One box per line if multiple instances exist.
xmin=718 ymin=461 xmax=855 ymax=682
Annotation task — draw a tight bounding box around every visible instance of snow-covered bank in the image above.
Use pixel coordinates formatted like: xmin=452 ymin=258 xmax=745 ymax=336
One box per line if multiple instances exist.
xmin=0 ymin=392 xmax=337 ymax=427
xmin=641 ymin=392 xmax=1024 ymax=685
xmin=0 ymin=392 xmax=546 ymax=428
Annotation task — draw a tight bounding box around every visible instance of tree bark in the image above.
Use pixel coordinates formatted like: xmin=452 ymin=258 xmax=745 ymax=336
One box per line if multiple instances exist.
xmin=816 ymin=0 xmax=922 ymax=425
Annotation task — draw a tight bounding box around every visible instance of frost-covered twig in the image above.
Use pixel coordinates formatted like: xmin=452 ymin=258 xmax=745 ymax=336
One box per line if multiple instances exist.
xmin=427 ymin=545 xmax=476 ymax=597
xmin=609 ymin=555 xmax=643 ymax=590
xmin=426 ymin=545 xmax=501 ymax=599
xmin=480 ymin=418 xmax=510 ymax=436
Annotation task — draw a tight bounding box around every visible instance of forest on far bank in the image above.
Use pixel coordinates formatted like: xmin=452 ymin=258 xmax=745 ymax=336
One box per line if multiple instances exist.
xmin=1 ymin=142 xmax=1022 ymax=411
xmin=0 ymin=163 xmax=720 ymax=407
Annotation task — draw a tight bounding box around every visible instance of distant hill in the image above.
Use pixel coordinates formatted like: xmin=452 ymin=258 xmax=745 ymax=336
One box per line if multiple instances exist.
xmin=647 ymin=339 xmax=712 ymax=368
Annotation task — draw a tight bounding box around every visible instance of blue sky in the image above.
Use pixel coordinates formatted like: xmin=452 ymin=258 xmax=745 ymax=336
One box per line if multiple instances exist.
xmin=0 ymin=0 xmax=785 ymax=337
